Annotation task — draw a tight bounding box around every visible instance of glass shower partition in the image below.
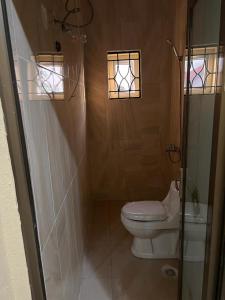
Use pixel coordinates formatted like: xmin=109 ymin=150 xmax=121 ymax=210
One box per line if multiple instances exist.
xmin=181 ymin=0 xmax=222 ymax=299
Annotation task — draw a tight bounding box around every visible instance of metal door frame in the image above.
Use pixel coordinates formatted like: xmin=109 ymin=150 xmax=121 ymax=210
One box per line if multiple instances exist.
xmin=0 ymin=0 xmax=46 ymax=299
xmin=179 ymin=0 xmax=225 ymax=299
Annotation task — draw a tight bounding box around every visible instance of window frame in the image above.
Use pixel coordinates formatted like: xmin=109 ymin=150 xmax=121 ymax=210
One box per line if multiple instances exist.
xmin=27 ymin=53 xmax=65 ymax=101
xmin=184 ymin=46 xmax=223 ymax=95
xmin=107 ymin=50 xmax=142 ymax=100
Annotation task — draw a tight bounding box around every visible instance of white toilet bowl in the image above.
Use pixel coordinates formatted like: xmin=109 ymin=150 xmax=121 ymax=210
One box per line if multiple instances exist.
xmin=121 ymin=181 xmax=180 ymax=259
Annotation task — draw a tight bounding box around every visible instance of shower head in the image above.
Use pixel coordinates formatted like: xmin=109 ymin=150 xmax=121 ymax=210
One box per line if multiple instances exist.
xmin=166 ymin=39 xmax=183 ymax=62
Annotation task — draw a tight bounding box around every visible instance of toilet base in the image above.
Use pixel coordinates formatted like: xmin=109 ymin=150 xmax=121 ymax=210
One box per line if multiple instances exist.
xmin=131 ymin=230 xmax=179 ymax=259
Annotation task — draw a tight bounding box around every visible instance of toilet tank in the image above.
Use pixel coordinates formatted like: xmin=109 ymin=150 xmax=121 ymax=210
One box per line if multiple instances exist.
xmin=163 ymin=181 xmax=180 ymax=220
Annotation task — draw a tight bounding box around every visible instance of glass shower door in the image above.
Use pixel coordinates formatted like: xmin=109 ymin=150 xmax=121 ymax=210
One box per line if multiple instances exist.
xmin=182 ymin=93 xmax=215 ymax=299
xmin=181 ymin=0 xmax=222 ymax=299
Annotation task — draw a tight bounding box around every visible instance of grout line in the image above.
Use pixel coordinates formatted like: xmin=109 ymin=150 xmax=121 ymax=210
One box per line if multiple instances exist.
xmin=41 ymin=103 xmax=86 ymax=253
xmin=41 ymin=173 xmax=76 ymax=253
xmin=41 ymin=102 xmax=56 ymax=225
xmin=48 ymin=111 xmax=64 ymax=290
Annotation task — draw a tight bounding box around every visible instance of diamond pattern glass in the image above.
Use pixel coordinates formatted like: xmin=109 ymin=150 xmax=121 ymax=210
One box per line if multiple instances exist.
xmin=184 ymin=46 xmax=223 ymax=95
xmin=107 ymin=51 xmax=141 ymax=99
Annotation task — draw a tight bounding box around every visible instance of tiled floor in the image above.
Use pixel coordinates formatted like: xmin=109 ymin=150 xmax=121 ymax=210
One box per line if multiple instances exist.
xmin=79 ymin=201 xmax=178 ymax=300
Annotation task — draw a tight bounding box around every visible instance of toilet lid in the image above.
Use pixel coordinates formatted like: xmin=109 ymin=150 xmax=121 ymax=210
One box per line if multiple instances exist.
xmin=122 ymin=201 xmax=167 ymax=221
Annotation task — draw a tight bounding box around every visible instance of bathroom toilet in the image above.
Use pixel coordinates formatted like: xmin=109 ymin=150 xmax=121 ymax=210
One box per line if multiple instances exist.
xmin=121 ymin=181 xmax=180 ymax=259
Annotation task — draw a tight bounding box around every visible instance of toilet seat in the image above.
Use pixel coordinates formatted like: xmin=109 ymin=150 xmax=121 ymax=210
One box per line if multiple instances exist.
xmin=122 ymin=201 xmax=167 ymax=221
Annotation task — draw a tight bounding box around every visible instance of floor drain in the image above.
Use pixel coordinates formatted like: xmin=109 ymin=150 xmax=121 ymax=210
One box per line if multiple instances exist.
xmin=161 ymin=265 xmax=178 ymax=279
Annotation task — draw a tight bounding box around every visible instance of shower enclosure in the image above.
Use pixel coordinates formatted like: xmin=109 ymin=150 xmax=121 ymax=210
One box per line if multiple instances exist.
xmin=181 ymin=0 xmax=225 ymax=299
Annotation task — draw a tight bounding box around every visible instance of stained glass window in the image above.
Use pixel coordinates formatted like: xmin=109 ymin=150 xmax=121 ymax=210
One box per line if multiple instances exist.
xmin=26 ymin=54 xmax=65 ymax=101
xmin=107 ymin=51 xmax=141 ymax=99
xmin=184 ymin=47 xmax=223 ymax=95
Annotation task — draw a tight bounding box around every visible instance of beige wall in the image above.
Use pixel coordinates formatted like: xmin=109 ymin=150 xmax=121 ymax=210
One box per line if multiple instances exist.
xmin=85 ymin=0 xmax=185 ymax=202
xmin=6 ymin=0 xmax=91 ymax=299
xmin=0 ymin=100 xmax=31 ymax=300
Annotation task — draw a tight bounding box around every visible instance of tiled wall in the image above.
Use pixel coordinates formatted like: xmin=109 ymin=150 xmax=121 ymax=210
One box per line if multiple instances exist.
xmin=192 ymin=0 xmax=221 ymax=46
xmin=6 ymin=0 xmax=91 ymax=299
xmin=85 ymin=0 xmax=179 ymax=202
